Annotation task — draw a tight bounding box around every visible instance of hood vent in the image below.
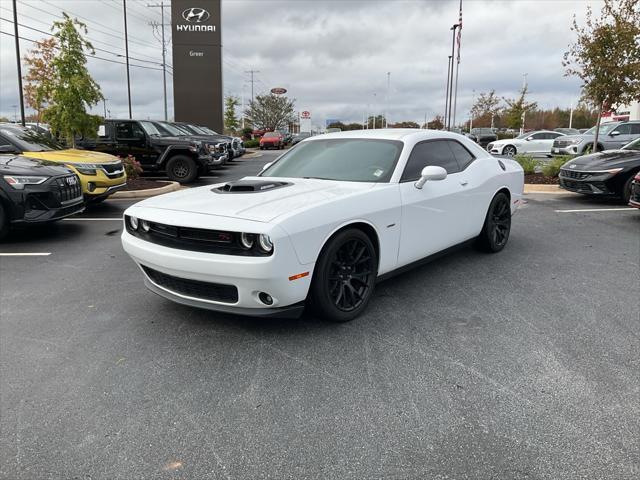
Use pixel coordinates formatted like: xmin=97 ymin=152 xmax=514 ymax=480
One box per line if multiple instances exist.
xmin=213 ymin=179 xmax=291 ymax=194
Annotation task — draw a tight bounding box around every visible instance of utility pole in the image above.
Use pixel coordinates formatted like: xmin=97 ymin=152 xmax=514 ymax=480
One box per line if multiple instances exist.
xmin=123 ymin=0 xmax=132 ymax=119
xmin=469 ymin=88 xmax=475 ymax=131
xmin=245 ymin=70 xmax=260 ymax=104
xmin=385 ymin=71 xmax=390 ymax=128
xmin=148 ymin=2 xmax=169 ymax=121
xmin=12 ymin=0 xmax=25 ymax=126
xmin=102 ymin=98 xmax=108 ymax=118
xmin=447 ymin=23 xmax=459 ymax=130
xmin=520 ymin=73 xmax=528 ymax=135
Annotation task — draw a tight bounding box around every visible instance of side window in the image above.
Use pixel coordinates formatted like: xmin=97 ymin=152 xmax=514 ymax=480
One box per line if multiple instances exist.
xmin=628 ymin=124 xmax=640 ymax=135
xmin=0 ymin=134 xmax=12 ymax=147
xmin=531 ymin=132 xmax=546 ymax=140
xmin=131 ymin=122 xmax=145 ymax=138
xmin=612 ymin=124 xmax=631 ymax=135
xmin=447 ymin=140 xmax=475 ymax=170
xmin=115 ymin=122 xmax=133 ymax=139
xmin=401 ymin=140 xmax=460 ymax=182
xmin=548 ymin=132 xmax=563 ymax=139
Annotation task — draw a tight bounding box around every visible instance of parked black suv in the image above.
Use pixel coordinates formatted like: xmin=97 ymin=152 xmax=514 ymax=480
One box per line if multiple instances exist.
xmin=0 ymin=154 xmax=84 ymax=240
xmin=76 ymin=119 xmax=227 ymax=183
xmin=468 ymin=128 xmax=498 ymax=147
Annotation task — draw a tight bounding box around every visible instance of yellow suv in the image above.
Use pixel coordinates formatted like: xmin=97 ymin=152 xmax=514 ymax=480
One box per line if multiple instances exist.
xmin=0 ymin=124 xmax=126 ymax=202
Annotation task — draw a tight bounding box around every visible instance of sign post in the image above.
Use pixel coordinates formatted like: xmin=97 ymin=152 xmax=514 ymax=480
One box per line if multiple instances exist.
xmin=171 ymin=0 xmax=223 ymax=132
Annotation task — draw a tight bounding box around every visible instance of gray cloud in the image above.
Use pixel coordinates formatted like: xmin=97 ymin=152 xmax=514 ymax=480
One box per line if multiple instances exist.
xmin=1 ymin=0 xmax=601 ymax=126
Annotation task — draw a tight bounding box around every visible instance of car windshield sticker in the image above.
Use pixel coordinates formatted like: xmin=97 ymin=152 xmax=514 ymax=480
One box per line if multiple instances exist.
xmin=373 ymin=169 xmax=384 ymax=177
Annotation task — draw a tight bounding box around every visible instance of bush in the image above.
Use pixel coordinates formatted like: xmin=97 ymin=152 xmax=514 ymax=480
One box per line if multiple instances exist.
xmin=541 ymin=155 xmax=572 ymax=177
xmin=244 ymin=139 xmax=259 ymax=148
xmin=241 ymin=127 xmax=253 ymax=139
xmin=119 ymin=154 xmax=142 ymax=180
xmin=497 ymin=132 xmax=517 ymax=140
xmin=514 ymin=155 xmax=540 ymax=175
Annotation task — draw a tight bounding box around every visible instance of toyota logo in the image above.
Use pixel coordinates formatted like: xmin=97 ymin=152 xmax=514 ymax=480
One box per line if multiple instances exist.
xmin=182 ymin=7 xmax=210 ymax=23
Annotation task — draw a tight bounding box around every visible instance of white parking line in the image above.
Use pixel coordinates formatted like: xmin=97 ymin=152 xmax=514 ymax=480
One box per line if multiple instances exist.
xmin=555 ymin=208 xmax=635 ymax=213
xmin=0 ymin=252 xmax=51 ymax=257
xmin=62 ymin=218 xmax=122 ymax=221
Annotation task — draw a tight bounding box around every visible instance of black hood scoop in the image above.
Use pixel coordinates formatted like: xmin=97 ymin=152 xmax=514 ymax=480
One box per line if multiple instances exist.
xmin=213 ymin=179 xmax=292 ymax=194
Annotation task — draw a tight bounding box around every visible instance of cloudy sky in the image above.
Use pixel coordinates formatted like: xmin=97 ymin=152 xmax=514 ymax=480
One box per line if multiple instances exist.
xmin=0 ymin=0 xmax=603 ymax=126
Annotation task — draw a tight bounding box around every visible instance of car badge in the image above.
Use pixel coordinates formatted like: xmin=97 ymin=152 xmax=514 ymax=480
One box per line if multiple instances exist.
xmin=569 ymin=165 xmax=576 ymax=169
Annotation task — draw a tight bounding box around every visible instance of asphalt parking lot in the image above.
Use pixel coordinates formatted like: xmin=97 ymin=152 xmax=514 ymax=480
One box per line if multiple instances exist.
xmin=1 ymin=151 xmax=639 ymax=479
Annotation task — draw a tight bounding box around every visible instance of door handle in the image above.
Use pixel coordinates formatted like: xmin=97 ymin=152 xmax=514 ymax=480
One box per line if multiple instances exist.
xmin=460 ymin=180 xmax=469 ymax=186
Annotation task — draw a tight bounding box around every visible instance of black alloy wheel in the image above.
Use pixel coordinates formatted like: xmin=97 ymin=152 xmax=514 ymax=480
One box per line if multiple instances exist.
xmin=310 ymin=229 xmax=377 ymax=322
xmin=0 ymin=202 xmax=8 ymax=241
xmin=166 ymin=155 xmax=198 ymax=183
xmin=477 ymin=192 xmax=511 ymax=252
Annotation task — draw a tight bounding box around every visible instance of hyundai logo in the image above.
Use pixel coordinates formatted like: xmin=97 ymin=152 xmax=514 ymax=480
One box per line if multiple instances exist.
xmin=182 ymin=7 xmax=210 ymax=23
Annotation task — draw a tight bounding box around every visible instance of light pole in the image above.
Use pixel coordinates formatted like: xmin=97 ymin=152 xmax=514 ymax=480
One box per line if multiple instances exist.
xmin=447 ymin=23 xmax=459 ymax=130
xmin=102 ymin=98 xmax=108 ymax=118
xmin=12 ymin=0 xmax=25 ymax=126
xmin=520 ymin=73 xmax=528 ymax=135
xmin=123 ymin=0 xmax=132 ymax=119
xmin=444 ymin=55 xmax=452 ymax=128
xmin=385 ymin=72 xmax=390 ymax=128
xmin=372 ymin=92 xmax=377 ymax=129
xmin=148 ymin=2 xmax=169 ymax=121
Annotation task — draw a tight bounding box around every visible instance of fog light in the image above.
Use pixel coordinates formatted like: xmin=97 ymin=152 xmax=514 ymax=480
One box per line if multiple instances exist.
xmin=258 ymin=292 xmax=273 ymax=305
xmin=129 ymin=216 xmax=139 ymax=230
xmin=140 ymin=220 xmax=150 ymax=232
xmin=87 ymin=182 xmax=96 ymax=192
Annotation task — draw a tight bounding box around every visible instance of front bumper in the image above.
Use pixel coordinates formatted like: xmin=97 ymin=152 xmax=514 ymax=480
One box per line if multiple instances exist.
xmin=9 ymin=175 xmax=85 ymax=224
xmin=206 ymin=153 xmax=227 ymax=168
xmin=86 ymin=182 xmax=127 ymax=200
xmin=551 ymin=144 xmax=582 ymax=155
xmin=558 ymin=175 xmax=616 ymax=196
xmin=121 ymin=230 xmax=314 ymax=317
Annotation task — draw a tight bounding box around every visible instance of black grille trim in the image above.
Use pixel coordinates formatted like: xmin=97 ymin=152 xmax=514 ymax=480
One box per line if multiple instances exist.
xmin=141 ymin=265 xmax=238 ymax=304
xmin=560 ymin=169 xmax=591 ymax=180
xmin=55 ymin=175 xmax=83 ymax=202
xmin=125 ymin=217 xmax=273 ymax=257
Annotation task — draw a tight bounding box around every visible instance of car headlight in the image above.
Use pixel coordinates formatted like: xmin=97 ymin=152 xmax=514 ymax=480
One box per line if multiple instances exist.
xmin=3 ymin=175 xmax=49 ymax=189
xmin=188 ymin=142 xmax=201 ymax=152
xmin=140 ymin=219 xmax=151 ymax=232
xmin=240 ymin=232 xmax=255 ymax=249
xmin=129 ymin=216 xmax=139 ymax=230
xmin=258 ymin=234 xmax=273 ymax=253
xmin=66 ymin=162 xmax=99 ymax=175
xmin=567 ymin=139 xmax=582 ymax=145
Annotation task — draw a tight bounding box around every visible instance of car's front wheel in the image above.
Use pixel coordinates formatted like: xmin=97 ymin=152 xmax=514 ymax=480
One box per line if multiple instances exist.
xmin=476 ymin=192 xmax=511 ymax=252
xmin=622 ymin=175 xmax=634 ymax=204
xmin=309 ymin=228 xmax=377 ymax=322
xmin=502 ymin=145 xmax=517 ymax=157
xmin=166 ymin=155 xmax=198 ymax=183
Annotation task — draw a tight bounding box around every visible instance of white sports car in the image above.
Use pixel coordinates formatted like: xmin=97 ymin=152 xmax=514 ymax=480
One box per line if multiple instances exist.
xmin=487 ymin=130 xmax=566 ymax=157
xmin=122 ymin=129 xmax=524 ymax=322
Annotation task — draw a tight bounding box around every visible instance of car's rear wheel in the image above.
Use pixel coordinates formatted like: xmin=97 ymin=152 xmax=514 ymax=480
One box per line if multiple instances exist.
xmin=0 ymin=202 xmax=9 ymax=241
xmin=622 ymin=175 xmax=634 ymax=204
xmin=310 ymin=228 xmax=377 ymax=322
xmin=166 ymin=155 xmax=198 ymax=183
xmin=476 ymin=192 xmax=511 ymax=253
xmin=502 ymin=145 xmax=517 ymax=157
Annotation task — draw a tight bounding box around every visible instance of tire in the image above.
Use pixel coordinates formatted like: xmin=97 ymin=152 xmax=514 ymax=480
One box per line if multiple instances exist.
xmin=502 ymin=145 xmax=517 ymax=157
xmin=476 ymin=192 xmax=512 ymax=253
xmin=165 ymin=155 xmax=198 ymax=183
xmin=622 ymin=175 xmax=634 ymax=204
xmin=0 ymin=202 xmax=9 ymax=241
xmin=309 ymin=228 xmax=378 ymax=322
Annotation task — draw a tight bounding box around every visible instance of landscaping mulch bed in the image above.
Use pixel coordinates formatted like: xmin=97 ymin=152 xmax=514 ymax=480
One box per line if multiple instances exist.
xmin=525 ymin=173 xmax=559 ymax=185
xmin=122 ymin=178 xmax=169 ymax=191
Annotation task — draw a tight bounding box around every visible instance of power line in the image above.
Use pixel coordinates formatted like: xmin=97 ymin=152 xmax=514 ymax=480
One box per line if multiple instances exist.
xmin=0 ymin=29 xmax=165 ymax=71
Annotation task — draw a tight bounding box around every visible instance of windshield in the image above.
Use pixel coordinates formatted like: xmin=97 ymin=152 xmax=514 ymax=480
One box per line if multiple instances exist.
xmin=585 ymin=123 xmax=619 ymax=136
xmin=622 ymin=138 xmax=640 ymax=151
xmin=264 ymin=132 xmax=280 ymax=138
xmin=515 ymin=132 xmax=530 ymax=139
xmin=139 ymin=121 xmax=162 ymax=136
xmin=0 ymin=126 xmax=62 ymax=151
xmin=154 ymin=122 xmax=188 ymax=137
xmin=187 ymin=124 xmax=210 ymax=135
xmin=261 ymin=138 xmax=403 ymax=183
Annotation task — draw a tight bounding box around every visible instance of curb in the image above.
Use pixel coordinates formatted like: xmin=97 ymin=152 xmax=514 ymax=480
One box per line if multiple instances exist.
xmin=524 ymin=184 xmax=577 ymax=195
xmin=111 ymin=181 xmax=181 ymax=199
xmin=241 ymin=151 xmax=262 ymax=159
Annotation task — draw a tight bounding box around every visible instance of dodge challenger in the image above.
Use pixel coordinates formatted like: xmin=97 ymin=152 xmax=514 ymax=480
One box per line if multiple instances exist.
xmin=122 ymin=130 xmax=524 ymax=322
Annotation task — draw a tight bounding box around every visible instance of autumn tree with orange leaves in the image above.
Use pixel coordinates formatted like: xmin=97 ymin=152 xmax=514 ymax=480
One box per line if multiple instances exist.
xmin=23 ymin=38 xmax=58 ymax=124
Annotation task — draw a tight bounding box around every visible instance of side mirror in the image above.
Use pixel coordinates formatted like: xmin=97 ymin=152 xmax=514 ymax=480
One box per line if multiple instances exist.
xmin=262 ymin=162 xmax=272 ymax=171
xmin=415 ymin=165 xmax=447 ymax=189
xmin=609 ymin=131 xmax=620 ymax=137
xmin=0 ymin=145 xmax=18 ymax=153
xmin=525 ymin=136 xmax=533 ymax=141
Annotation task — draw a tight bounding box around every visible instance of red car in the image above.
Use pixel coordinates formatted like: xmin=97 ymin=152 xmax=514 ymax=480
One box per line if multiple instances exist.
xmin=629 ymin=171 xmax=640 ymax=209
xmin=259 ymin=132 xmax=284 ymax=150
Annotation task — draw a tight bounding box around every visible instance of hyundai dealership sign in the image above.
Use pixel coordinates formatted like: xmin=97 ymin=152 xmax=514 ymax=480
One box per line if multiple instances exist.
xmin=171 ymin=0 xmax=222 ymax=131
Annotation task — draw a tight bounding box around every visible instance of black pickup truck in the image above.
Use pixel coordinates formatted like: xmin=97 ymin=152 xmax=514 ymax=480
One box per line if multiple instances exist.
xmin=76 ymin=119 xmax=227 ymax=183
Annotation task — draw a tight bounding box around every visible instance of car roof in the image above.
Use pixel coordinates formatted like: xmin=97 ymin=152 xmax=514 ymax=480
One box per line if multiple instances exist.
xmin=307 ymin=128 xmax=463 ymax=142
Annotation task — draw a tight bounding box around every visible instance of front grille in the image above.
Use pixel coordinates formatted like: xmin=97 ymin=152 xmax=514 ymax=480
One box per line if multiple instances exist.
xmin=141 ymin=265 xmax=238 ymax=303
xmin=55 ymin=175 xmax=83 ymax=202
xmin=125 ymin=217 xmax=273 ymax=257
xmin=101 ymin=162 xmax=125 ymax=178
xmin=553 ymin=140 xmax=573 ymax=148
xmin=560 ymin=179 xmax=593 ymax=193
xmin=560 ymin=169 xmax=591 ymax=180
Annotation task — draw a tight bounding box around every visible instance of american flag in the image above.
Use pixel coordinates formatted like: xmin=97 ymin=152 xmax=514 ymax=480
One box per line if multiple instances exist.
xmin=456 ymin=0 xmax=463 ymax=64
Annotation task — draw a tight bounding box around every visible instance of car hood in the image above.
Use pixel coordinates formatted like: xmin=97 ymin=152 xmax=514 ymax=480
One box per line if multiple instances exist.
xmin=560 ymin=134 xmax=593 ymax=142
xmin=491 ymin=138 xmax=521 ymax=146
xmin=563 ymin=150 xmax=640 ymax=169
xmin=181 ymin=134 xmax=230 ymax=143
xmin=153 ymin=136 xmax=198 ymax=146
xmin=0 ymin=154 xmax=73 ymax=176
xmin=136 ymin=177 xmax=377 ymax=223
xmin=22 ymin=148 xmax=121 ymax=164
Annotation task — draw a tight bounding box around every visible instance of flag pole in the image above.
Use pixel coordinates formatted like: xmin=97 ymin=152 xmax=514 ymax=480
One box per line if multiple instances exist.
xmin=452 ymin=0 xmax=462 ymax=129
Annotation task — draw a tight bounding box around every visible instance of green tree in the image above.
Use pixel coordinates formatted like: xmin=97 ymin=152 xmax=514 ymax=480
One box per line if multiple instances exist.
xmin=503 ymin=86 xmax=537 ymax=131
xmin=425 ymin=115 xmax=444 ymax=130
xmin=392 ymin=121 xmax=420 ymax=128
xmin=564 ymin=0 xmax=640 ymax=151
xmin=224 ymin=96 xmax=240 ymax=132
xmin=40 ymin=14 xmax=102 ymax=146
xmin=366 ymin=114 xmax=386 ymax=129
xmin=245 ymin=94 xmax=295 ymax=131
xmin=470 ymin=90 xmax=502 ymax=128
